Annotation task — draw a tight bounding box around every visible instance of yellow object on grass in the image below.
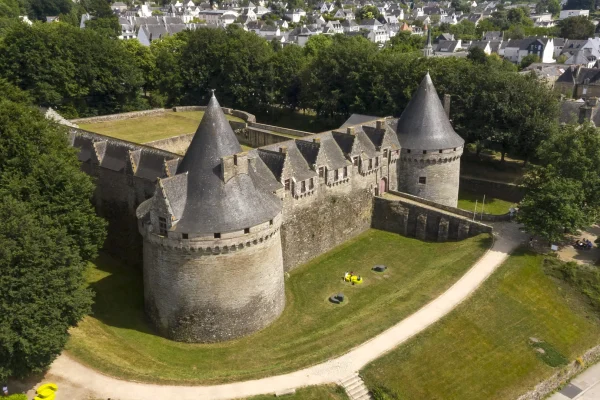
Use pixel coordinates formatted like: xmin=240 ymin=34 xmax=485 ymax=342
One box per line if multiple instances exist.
xmin=344 ymin=272 xmax=363 ymax=284
xmin=34 ymin=383 xmax=58 ymax=400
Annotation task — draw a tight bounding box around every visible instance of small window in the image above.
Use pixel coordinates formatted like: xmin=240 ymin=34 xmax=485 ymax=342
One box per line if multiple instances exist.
xmin=284 ymin=179 xmax=290 ymax=190
xmin=423 ymin=150 xmax=427 ymax=154
xmin=353 ymin=157 xmax=359 ymax=166
xmin=419 ymin=177 xmax=427 ymax=184
xmin=301 ymin=180 xmax=306 ymax=193
xmin=407 ymin=149 xmax=411 ymax=154
xmin=318 ymin=167 xmax=325 ymax=177
xmin=383 ymin=149 xmax=388 ymax=158
xmin=439 ymin=149 xmax=443 ymax=154
xmin=159 ymin=217 xmax=167 ymax=236
xmin=214 ymin=233 xmax=221 ymax=239
xmin=244 ymin=228 xmax=250 ymax=234
xmin=334 ymin=169 xmax=339 ymax=181
xmin=269 ymin=219 xmax=273 ymax=225
xmin=453 ymin=147 xmax=456 ymax=151
xmin=368 ymin=159 xmax=373 ymax=170
xmin=309 ymin=177 xmax=314 ymax=190
xmin=343 ymin=166 xmax=348 ymax=178
xmin=375 ymin=157 xmax=379 ymax=167
xmin=182 ymin=233 xmax=188 ymax=239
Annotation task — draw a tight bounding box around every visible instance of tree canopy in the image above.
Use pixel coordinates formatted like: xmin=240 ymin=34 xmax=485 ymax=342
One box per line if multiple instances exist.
xmin=559 ymin=16 xmax=595 ymax=40
xmin=0 ymin=82 xmax=106 ymax=381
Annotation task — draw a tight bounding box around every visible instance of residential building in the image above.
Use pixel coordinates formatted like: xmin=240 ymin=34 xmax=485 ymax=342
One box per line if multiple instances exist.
xmin=559 ymin=9 xmax=589 ymax=19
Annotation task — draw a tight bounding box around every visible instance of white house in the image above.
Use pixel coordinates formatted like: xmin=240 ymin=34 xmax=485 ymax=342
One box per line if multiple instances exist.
xmin=358 ymin=18 xmax=382 ymax=31
xmin=368 ymin=27 xmax=390 ymax=44
xmin=504 ymin=37 xmax=555 ymax=63
xmin=285 ymin=9 xmax=306 ymax=22
xmin=559 ymin=9 xmax=590 ymax=19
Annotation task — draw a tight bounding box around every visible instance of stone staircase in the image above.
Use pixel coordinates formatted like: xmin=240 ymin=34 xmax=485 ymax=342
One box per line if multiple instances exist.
xmin=339 ymin=373 xmax=373 ymax=400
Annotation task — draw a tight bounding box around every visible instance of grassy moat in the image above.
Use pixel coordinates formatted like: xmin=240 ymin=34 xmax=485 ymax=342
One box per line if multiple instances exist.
xmin=66 ymin=229 xmax=491 ymax=384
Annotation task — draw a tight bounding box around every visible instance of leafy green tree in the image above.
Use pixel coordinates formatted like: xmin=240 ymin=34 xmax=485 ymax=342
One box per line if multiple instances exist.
xmin=355 ymin=5 xmax=380 ymax=21
xmin=520 ymin=54 xmax=540 ymax=69
xmin=556 ymin=53 xmax=569 ymax=63
xmin=25 ymin=0 xmax=72 ymax=20
xmin=0 ymin=22 xmax=146 ymax=117
xmin=151 ymin=33 xmax=187 ymax=106
xmin=564 ymin=0 xmax=595 ymax=11
xmin=303 ymin=34 xmax=333 ymax=58
xmin=0 ymin=90 xmax=106 ymax=382
xmin=449 ymin=19 xmax=477 ymax=39
xmin=559 ymin=16 xmax=595 ymax=39
xmin=536 ymin=0 xmax=561 ymax=16
xmin=0 ymin=0 xmax=20 ymax=18
xmin=519 ymin=124 xmax=600 ymax=241
xmin=271 ymin=44 xmax=306 ymax=110
xmin=386 ymin=31 xmax=425 ymax=53
xmin=467 ymin=47 xmax=487 ymax=64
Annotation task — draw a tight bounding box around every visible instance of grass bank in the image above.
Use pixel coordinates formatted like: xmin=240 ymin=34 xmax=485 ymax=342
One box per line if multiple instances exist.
xmin=67 ymin=229 xmax=490 ymax=385
xmin=457 ymin=189 xmax=514 ymax=215
xmin=244 ymin=385 xmax=348 ymax=400
xmin=79 ymin=111 xmax=244 ymax=144
xmin=362 ymin=250 xmax=600 ymax=400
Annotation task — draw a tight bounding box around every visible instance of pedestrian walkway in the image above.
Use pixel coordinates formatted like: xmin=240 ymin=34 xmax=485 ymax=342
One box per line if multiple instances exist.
xmin=548 ymin=361 xmax=600 ymax=400
xmin=12 ymin=222 xmax=526 ymax=400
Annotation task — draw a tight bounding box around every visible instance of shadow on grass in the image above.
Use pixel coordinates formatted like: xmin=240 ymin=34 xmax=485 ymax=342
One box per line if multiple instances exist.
xmin=88 ymin=253 xmax=154 ymax=334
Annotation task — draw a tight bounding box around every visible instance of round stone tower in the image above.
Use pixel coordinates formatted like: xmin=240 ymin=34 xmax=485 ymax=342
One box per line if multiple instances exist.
xmin=137 ymin=93 xmax=285 ymax=343
xmin=392 ymin=73 xmax=464 ymax=207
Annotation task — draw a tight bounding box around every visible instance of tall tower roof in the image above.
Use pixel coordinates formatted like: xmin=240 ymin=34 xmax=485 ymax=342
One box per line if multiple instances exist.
xmin=392 ymin=73 xmax=464 ymax=150
xmin=423 ymin=28 xmax=433 ymax=57
xmin=172 ymin=92 xmax=281 ymax=234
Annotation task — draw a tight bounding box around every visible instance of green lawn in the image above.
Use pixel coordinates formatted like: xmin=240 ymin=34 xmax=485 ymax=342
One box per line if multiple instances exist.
xmin=79 ymin=111 xmax=244 ymax=144
xmin=457 ymin=189 xmax=514 ymax=215
xmin=362 ymin=250 xmax=600 ymax=400
xmin=66 ymin=229 xmax=491 ymax=384
xmin=244 ymin=385 xmax=348 ymax=400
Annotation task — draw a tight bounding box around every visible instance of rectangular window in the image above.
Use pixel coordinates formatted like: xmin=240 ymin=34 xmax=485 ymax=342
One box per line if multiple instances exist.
xmin=301 ymin=180 xmax=306 ymax=193
xmin=284 ymin=179 xmax=290 ymax=190
xmin=419 ymin=177 xmax=427 ymax=184
xmin=334 ymin=169 xmax=339 ymax=181
xmin=439 ymin=149 xmax=443 ymax=153
xmin=214 ymin=233 xmax=221 ymax=239
xmin=369 ymin=159 xmax=373 ymax=170
xmin=407 ymin=149 xmax=411 ymax=154
xmin=375 ymin=157 xmax=379 ymax=167
xmin=309 ymin=178 xmax=314 ymax=190
xmin=159 ymin=217 xmax=167 ymax=236
xmin=182 ymin=233 xmax=188 ymax=239
xmin=269 ymin=219 xmax=273 ymax=225
xmin=423 ymin=150 xmax=427 ymax=154
xmin=353 ymin=157 xmax=359 ymax=166
xmin=319 ymin=167 xmax=325 ymax=177
xmin=343 ymin=166 xmax=348 ymax=178
xmin=244 ymin=228 xmax=250 ymax=234
xmin=383 ymin=149 xmax=388 ymax=158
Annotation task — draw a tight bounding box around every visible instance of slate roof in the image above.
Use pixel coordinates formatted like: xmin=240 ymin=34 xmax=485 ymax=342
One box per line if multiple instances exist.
xmin=341 ymin=113 xmax=379 ymax=127
xmin=437 ymin=40 xmax=460 ymax=52
xmin=557 ymin=66 xmax=600 ymax=84
xmin=168 ymin=93 xmax=281 ymax=234
xmin=392 ymin=73 xmax=464 ymax=150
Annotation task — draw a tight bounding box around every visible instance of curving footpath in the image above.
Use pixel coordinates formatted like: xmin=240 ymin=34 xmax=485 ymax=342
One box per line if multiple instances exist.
xmin=18 ymin=223 xmax=525 ymax=400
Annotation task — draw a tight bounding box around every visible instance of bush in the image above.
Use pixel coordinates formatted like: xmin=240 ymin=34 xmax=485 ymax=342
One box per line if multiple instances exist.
xmin=544 ymin=258 xmax=600 ymax=312
xmin=5 ymin=394 xmax=27 ymax=400
xmin=371 ymin=385 xmax=401 ymax=400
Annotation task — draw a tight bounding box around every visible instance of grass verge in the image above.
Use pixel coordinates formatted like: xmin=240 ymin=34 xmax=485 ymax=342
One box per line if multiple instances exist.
xmin=457 ymin=189 xmax=514 ymax=215
xmin=66 ymin=229 xmax=490 ymax=385
xmin=79 ymin=111 xmax=243 ymax=144
xmin=243 ymin=385 xmax=348 ymax=400
xmin=362 ymin=249 xmax=600 ymax=400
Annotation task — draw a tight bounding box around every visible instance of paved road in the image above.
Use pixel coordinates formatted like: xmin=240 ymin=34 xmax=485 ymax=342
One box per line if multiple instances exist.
xmin=548 ymin=361 xmax=600 ymax=400
xmin=12 ymin=223 xmax=525 ymax=400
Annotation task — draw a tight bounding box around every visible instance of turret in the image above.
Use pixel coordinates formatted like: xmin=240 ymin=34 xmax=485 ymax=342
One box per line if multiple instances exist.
xmin=393 ymin=73 xmax=464 ymax=207
xmin=423 ymin=28 xmax=433 ymax=57
xmin=137 ymin=92 xmax=285 ymax=343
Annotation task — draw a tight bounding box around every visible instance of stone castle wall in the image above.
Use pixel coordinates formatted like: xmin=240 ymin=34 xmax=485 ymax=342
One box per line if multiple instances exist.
xmin=141 ymin=217 xmax=285 ymax=343
xmin=459 ymin=176 xmax=525 ymax=203
xmin=372 ymin=192 xmax=492 ymax=241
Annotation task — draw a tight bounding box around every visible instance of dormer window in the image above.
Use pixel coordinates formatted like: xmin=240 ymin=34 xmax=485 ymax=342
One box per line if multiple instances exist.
xmin=383 ymin=149 xmax=388 ymax=158
xmin=368 ymin=159 xmax=373 ymax=170
xmin=284 ymin=179 xmax=290 ymax=190
xmin=301 ymin=181 xmax=306 ymax=193
xmin=309 ymin=178 xmax=314 ymax=190
xmin=159 ymin=217 xmax=167 ymax=236
xmin=334 ymin=169 xmax=339 ymax=181
xmin=353 ymin=157 xmax=359 ymax=166
xmin=319 ymin=167 xmax=325 ymax=177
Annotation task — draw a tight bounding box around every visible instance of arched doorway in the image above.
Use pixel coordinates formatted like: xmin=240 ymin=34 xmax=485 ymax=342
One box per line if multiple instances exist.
xmin=378 ymin=177 xmax=388 ymax=195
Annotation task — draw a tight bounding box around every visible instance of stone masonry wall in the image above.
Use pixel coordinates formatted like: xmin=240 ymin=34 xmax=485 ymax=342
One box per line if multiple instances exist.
xmin=459 ymin=176 xmax=525 ymax=203
xmin=371 ymin=195 xmax=492 ymax=241
xmin=142 ymin=225 xmax=285 ymax=343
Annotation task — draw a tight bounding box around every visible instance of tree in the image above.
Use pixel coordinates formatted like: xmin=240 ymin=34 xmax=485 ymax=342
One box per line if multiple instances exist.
xmin=559 ymin=16 xmax=595 ymax=39
xmin=467 ymin=47 xmax=487 ymax=64
xmin=449 ymin=19 xmax=477 ymax=39
xmin=536 ymin=0 xmax=561 ymax=16
xmin=25 ymin=0 xmax=72 ymax=20
xmin=0 ymin=90 xmax=106 ymax=382
xmin=564 ymin=0 xmax=595 ymax=11
xmin=520 ymin=53 xmax=540 ymax=69
xmin=519 ymin=124 xmax=600 ymax=241
xmin=355 ymin=5 xmax=380 ymax=21
xmin=386 ymin=31 xmax=425 ymax=53
xmin=556 ymin=53 xmax=568 ymax=63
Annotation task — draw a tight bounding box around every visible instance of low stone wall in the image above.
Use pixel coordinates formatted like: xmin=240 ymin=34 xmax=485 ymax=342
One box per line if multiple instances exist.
xmin=70 ymin=109 xmax=166 ymax=124
xmin=248 ymin=122 xmax=312 ymax=137
xmin=172 ymin=106 xmax=256 ymax=122
xmin=372 ymin=193 xmax=492 ymax=241
xmin=240 ymin=127 xmax=297 ymax=148
xmin=146 ymin=133 xmax=194 ymax=155
xmin=517 ymin=345 xmax=600 ymax=400
xmin=460 ymin=176 xmax=526 ymax=203
xmin=389 ymin=191 xmax=510 ymax=222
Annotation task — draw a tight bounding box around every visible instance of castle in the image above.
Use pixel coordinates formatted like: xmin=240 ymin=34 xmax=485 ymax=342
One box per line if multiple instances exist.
xmin=69 ymin=73 xmax=491 ymax=344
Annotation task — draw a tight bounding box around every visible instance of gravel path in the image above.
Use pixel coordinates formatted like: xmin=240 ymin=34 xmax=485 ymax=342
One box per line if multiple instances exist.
xmin=12 ymin=223 xmax=525 ymax=400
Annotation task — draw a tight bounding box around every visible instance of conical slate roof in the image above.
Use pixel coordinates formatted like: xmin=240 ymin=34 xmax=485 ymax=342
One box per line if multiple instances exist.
xmin=393 ymin=73 xmax=464 ymax=150
xmin=172 ymin=93 xmax=281 ymax=234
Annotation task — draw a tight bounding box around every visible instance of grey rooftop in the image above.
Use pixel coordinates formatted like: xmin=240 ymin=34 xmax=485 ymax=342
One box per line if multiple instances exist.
xmin=391 ymin=73 xmax=464 ymax=150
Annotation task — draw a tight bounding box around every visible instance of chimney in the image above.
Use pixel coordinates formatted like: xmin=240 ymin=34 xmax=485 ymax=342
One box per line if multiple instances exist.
xmin=579 ymin=104 xmax=593 ymax=124
xmin=279 ymin=146 xmax=287 ymax=154
xmin=221 ymin=152 xmax=248 ymax=183
xmin=347 ymin=127 xmax=355 ymax=135
xmin=376 ymin=119 xmax=386 ymax=130
xmin=443 ymin=94 xmax=451 ymax=118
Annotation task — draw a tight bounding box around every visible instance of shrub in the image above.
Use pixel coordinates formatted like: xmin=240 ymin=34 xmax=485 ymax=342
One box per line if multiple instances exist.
xmin=371 ymin=385 xmax=401 ymax=400
xmin=5 ymin=394 xmax=27 ymax=400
